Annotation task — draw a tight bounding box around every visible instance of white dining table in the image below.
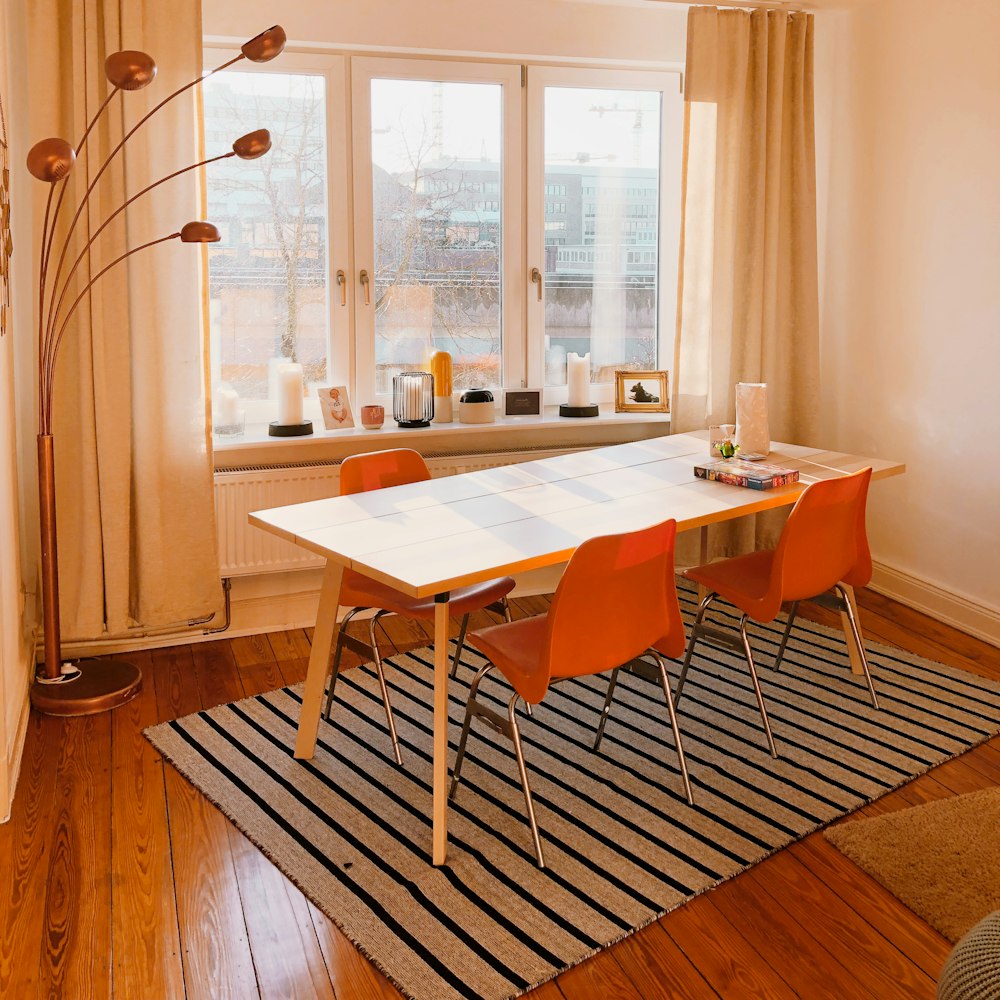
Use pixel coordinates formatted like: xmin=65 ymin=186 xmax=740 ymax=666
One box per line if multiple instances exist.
xmin=250 ymin=431 xmax=905 ymax=865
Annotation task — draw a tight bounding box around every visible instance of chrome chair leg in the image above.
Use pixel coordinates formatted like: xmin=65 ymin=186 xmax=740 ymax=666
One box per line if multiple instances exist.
xmin=650 ymin=650 xmax=694 ymax=805
xmin=738 ymin=614 xmax=777 ymax=758
xmin=675 ymin=591 xmax=716 ymax=705
xmin=324 ymin=606 xmax=364 ymax=720
xmin=368 ymin=611 xmax=403 ymax=765
xmin=508 ymin=693 xmax=546 ymax=869
xmin=835 ymin=584 xmax=879 ymax=709
xmin=450 ymin=613 xmax=470 ymax=679
xmin=773 ymin=600 xmax=799 ymax=670
xmin=593 ymin=667 xmax=620 ymax=752
xmin=449 ymin=663 xmax=494 ymax=800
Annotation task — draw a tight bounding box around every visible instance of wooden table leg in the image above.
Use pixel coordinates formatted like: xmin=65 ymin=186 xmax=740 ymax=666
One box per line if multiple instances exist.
xmin=697 ymin=525 xmax=710 ymax=600
xmin=840 ymin=583 xmax=866 ymax=676
xmin=295 ymin=560 xmax=345 ymax=759
xmin=433 ymin=592 xmax=451 ymax=866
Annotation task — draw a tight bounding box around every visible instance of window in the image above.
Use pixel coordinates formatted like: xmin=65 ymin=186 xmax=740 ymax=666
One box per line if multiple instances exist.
xmin=204 ymin=52 xmax=679 ymax=426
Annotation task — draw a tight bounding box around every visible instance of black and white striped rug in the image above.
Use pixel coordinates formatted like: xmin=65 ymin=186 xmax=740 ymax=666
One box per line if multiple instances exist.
xmin=146 ymin=591 xmax=1000 ymax=1000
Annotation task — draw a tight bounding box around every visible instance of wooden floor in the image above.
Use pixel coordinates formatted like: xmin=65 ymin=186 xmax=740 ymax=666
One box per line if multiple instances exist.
xmin=1 ymin=589 xmax=997 ymax=999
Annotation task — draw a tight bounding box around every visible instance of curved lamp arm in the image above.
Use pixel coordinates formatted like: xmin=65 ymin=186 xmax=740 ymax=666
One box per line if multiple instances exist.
xmin=40 ymin=130 xmax=271 ymax=406
xmin=40 ymin=222 xmax=220 ymax=434
xmin=41 ymin=26 xmax=285 ymax=370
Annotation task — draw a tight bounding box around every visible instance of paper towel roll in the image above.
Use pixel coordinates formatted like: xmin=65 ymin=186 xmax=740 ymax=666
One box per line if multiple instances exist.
xmin=735 ymin=382 xmax=770 ymax=458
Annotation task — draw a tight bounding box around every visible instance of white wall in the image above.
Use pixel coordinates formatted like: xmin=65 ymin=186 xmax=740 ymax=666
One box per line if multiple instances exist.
xmin=202 ymin=0 xmax=688 ymax=66
xmin=814 ymin=0 xmax=1000 ymax=639
xmin=0 ymin=0 xmax=34 ymax=822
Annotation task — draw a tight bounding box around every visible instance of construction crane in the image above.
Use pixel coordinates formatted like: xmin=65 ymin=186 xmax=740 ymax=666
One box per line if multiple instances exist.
xmin=588 ymin=103 xmax=645 ymax=165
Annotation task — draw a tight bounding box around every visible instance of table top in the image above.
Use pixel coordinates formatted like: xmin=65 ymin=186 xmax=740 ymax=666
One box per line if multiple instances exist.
xmin=249 ymin=432 xmax=904 ymax=599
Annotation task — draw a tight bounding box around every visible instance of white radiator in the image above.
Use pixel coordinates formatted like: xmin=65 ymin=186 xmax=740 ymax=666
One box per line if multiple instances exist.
xmin=214 ymin=448 xmax=578 ymax=577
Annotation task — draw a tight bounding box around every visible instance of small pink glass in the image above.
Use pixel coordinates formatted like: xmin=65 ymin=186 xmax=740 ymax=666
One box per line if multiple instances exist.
xmin=360 ymin=404 xmax=384 ymax=430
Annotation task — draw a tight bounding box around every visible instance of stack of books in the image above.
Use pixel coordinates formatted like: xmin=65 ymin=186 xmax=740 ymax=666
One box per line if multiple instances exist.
xmin=694 ymin=458 xmax=800 ymax=491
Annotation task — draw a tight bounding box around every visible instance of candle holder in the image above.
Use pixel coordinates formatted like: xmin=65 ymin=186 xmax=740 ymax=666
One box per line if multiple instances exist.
xmin=393 ymin=372 xmax=434 ymax=428
xmin=268 ymin=419 xmax=313 ymax=437
xmin=561 ymin=350 xmax=598 ymax=417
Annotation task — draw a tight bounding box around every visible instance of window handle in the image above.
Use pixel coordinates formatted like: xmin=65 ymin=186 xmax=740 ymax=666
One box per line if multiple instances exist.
xmin=359 ymin=269 xmax=371 ymax=306
xmin=530 ymin=267 xmax=543 ymax=302
xmin=336 ymin=269 xmax=346 ymax=306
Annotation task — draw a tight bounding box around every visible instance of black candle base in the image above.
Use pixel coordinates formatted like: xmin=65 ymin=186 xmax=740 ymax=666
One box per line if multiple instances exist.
xmin=559 ymin=403 xmax=599 ymax=418
xmin=268 ymin=419 xmax=314 ymax=437
xmin=396 ymin=419 xmax=431 ymax=428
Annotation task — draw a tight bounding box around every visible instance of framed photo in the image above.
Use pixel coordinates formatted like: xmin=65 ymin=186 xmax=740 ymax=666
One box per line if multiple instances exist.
xmin=614 ymin=370 xmax=670 ymax=413
xmin=318 ymin=386 xmax=355 ymax=430
xmin=503 ymin=388 xmax=542 ymax=416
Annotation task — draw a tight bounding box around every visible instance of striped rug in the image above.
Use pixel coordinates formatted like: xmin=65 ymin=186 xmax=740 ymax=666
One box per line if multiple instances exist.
xmin=145 ymin=588 xmax=1000 ymax=1000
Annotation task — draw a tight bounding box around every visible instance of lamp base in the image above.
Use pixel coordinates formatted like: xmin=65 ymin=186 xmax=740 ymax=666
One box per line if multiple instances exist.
xmin=268 ymin=419 xmax=313 ymax=437
xmin=559 ymin=403 xmax=599 ymax=418
xmin=30 ymin=658 xmax=142 ymax=717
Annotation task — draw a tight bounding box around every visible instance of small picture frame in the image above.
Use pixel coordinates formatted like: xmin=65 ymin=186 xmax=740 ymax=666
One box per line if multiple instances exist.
xmin=503 ymin=388 xmax=542 ymax=416
xmin=318 ymin=386 xmax=355 ymax=430
xmin=614 ymin=370 xmax=670 ymax=413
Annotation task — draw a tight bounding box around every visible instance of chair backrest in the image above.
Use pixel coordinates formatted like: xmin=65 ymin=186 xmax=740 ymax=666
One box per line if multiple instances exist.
xmin=771 ymin=467 xmax=873 ymax=605
xmin=339 ymin=448 xmax=431 ymax=496
xmin=532 ymin=518 xmax=683 ymax=697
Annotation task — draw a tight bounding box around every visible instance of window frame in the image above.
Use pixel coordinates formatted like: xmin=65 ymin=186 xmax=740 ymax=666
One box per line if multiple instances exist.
xmin=202 ymin=49 xmax=680 ymax=428
xmin=350 ymin=57 xmax=524 ymax=407
xmin=525 ymin=65 xmax=682 ymax=404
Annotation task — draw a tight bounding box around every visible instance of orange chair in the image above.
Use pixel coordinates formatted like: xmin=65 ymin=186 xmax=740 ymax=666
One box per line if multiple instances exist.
xmin=323 ymin=448 xmax=514 ymax=764
xmin=678 ymin=467 xmax=878 ymax=758
xmin=449 ymin=518 xmax=693 ymax=868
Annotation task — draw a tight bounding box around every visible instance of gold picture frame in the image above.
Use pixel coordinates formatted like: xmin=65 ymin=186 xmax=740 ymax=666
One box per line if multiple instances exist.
xmin=614 ymin=370 xmax=669 ymax=413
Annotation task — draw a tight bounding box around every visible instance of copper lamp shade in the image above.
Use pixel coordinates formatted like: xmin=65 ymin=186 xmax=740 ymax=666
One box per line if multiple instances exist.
xmin=26 ymin=138 xmax=75 ymax=182
xmin=233 ymin=129 xmax=272 ymax=160
xmin=104 ymin=50 xmax=157 ymax=91
xmin=241 ymin=25 xmax=287 ymax=63
xmin=180 ymin=221 xmax=221 ymax=243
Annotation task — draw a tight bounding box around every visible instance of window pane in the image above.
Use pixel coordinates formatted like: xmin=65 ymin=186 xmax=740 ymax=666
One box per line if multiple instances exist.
xmin=542 ymin=88 xmax=660 ymax=386
xmin=203 ymin=71 xmax=329 ymax=403
xmin=370 ymin=79 xmax=502 ymax=393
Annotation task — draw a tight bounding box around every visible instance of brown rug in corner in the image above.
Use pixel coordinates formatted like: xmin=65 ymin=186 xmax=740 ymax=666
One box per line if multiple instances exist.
xmin=825 ymin=787 xmax=1000 ymax=942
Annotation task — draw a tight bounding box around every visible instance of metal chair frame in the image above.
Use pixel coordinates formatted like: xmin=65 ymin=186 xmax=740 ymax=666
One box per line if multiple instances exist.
xmin=675 ymin=584 xmax=879 ymax=759
xmin=449 ymin=648 xmax=693 ymax=869
xmin=323 ymin=597 xmax=511 ymax=765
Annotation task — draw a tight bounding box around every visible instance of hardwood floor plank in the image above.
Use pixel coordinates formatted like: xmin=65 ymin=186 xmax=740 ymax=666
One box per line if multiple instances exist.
xmin=705 ymin=866 xmax=882 ymax=999
xmin=789 ymin=835 xmax=951 ymax=980
xmin=38 ymin=711 xmax=113 ymax=1000
xmin=661 ymin=892 xmax=799 ymax=999
xmin=227 ymin=642 xmax=338 ymax=1000
xmin=152 ymin=646 xmax=261 ymax=1000
xmin=231 ymin=632 xmax=276 ymax=668
xmin=111 ymin=650 xmax=186 ymax=1000
xmin=611 ymin=921 xmax=719 ymax=1000
xmin=307 ymin=901 xmax=403 ymax=1000
xmin=555 ymin=947 xmax=645 ymax=999
xmin=267 ymin=628 xmax=313 ymax=661
xmin=0 ymin=713 xmax=63 ymax=998
xmin=745 ymin=850 xmax=936 ymax=998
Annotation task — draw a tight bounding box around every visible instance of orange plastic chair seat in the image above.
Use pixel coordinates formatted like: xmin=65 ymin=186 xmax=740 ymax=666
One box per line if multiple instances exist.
xmin=339 ymin=569 xmax=514 ymax=621
xmin=467 ymin=614 xmax=551 ymax=703
xmin=684 ymin=550 xmax=775 ymax=619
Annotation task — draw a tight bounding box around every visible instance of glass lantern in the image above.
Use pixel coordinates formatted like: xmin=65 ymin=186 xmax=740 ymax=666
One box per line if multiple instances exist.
xmin=392 ymin=372 xmax=434 ymax=428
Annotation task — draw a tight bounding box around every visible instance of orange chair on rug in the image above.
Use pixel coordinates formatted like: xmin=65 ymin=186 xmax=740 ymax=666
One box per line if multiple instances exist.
xmin=449 ymin=518 xmax=693 ymax=868
xmin=678 ymin=467 xmax=878 ymax=758
xmin=323 ymin=448 xmax=514 ymax=764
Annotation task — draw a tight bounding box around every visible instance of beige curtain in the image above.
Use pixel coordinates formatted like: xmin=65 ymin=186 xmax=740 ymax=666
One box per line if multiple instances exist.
xmin=27 ymin=0 xmax=222 ymax=637
xmin=673 ymin=6 xmax=820 ymax=556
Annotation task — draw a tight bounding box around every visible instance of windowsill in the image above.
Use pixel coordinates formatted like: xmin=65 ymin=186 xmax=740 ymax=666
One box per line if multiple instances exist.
xmin=213 ymin=406 xmax=671 ymax=470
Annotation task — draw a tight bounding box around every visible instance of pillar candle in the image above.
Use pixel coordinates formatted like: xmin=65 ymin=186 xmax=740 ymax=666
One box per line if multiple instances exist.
xmin=216 ymin=387 xmax=239 ymax=427
xmin=276 ymin=364 xmax=304 ymax=425
xmin=566 ymin=352 xmax=591 ymax=408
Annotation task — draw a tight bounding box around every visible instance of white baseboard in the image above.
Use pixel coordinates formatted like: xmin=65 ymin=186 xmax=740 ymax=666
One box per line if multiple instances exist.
xmin=870 ymin=561 xmax=1000 ymax=649
xmin=1 ymin=670 xmax=31 ymax=825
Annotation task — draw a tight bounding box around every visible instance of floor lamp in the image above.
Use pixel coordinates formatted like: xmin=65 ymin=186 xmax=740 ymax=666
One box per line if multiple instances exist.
xmin=26 ymin=26 xmax=286 ymax=716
